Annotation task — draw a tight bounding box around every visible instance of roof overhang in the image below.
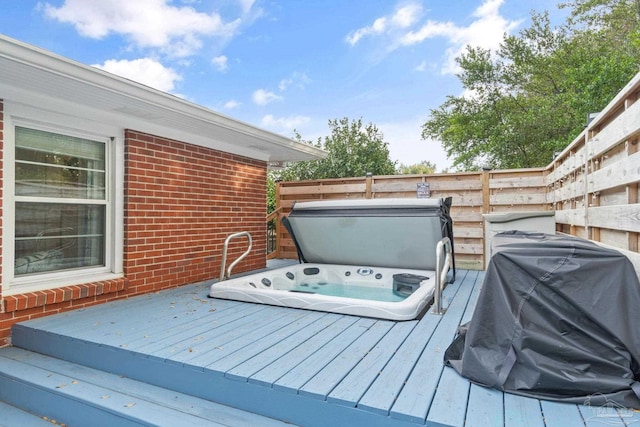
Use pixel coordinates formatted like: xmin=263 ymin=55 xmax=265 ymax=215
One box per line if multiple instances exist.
xmin=0 ymin=34 xmax=327 ymax=164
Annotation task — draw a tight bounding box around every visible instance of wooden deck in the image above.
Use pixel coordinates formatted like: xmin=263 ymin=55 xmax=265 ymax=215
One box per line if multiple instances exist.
xmin=2 ymin=265 xmax=639 ymax=426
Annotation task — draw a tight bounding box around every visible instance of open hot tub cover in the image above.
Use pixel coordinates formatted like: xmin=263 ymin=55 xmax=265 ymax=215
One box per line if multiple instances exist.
xmin=445 ymin=231 xmax=640 ymax=408
xmin=282 ymin=197 xmax=454 ymax=274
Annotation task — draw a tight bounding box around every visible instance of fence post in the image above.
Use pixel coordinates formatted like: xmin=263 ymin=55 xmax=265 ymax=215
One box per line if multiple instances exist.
xmin=481 ymin=170 xmax=490 ymax=268
xmin=481 ymin=170 xmax=490 ymax=214
xmin=584 ymin=131 xmax=593 ymax=240
xmin=365 ymin=172 xmax=373 ymax=199
xmin=275 ymin=180 xmax=281 ymax=259
xmin=627 ymin=137 xmax=639 ymax=252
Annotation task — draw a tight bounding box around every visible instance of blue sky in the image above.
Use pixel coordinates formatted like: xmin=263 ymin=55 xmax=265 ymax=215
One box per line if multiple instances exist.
xmin=1 ymin=0 xmax=566 ymax=171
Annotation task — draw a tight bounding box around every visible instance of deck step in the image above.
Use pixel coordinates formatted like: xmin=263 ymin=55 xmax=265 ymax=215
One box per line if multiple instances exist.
xmin=0 ymin=400 xmax=56 ymax=427
xmin=0 ymin=347 xmax=297 ymax=427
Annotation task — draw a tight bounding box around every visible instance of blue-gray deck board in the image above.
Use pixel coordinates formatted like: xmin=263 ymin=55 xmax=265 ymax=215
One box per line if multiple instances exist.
xmin=389 ymin=269 xmax=477 ymax=423
xmin=327 ymin=319 xmax=417 ymax=407
xmin=355 ymin=273 xmax=470 ymax=419
xmin=466 ymin=385 xmax=505 ymax=427
xmin=0 ymin=347 xmax=295 ymax=427
xmin=0 ymin=400 xmax=55 ymax=426
xmin=272 ymin=316 xmax=378 ymax=394
xmin=9 ymin=267 xmax=638 ymax=427
xmin=225 ymin=312 xmax=342 ymax=382
xmin=504 ymin=393 xmax=545 ymax=427
xmin=248 ymin=315 xmax=360 ymax=388
xmin=298 ymin=319 xmax=395 ymax=400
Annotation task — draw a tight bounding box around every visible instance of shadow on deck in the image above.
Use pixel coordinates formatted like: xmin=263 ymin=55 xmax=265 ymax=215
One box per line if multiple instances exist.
xmin=0 ymin=264 xmax=636 ymax=426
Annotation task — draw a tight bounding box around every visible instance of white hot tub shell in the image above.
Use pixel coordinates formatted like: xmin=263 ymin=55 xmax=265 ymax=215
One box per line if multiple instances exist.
xmin=209 ymin=198 xmax=455 ymax=320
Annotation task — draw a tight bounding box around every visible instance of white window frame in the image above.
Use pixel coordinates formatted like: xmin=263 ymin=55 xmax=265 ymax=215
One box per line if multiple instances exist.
xmin=3 ymin=102 xmax=124 ymax=295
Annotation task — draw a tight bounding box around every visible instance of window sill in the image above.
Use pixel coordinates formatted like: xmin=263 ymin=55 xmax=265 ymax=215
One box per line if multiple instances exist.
xmin=1 ymin=276 xmax=127 ymax=313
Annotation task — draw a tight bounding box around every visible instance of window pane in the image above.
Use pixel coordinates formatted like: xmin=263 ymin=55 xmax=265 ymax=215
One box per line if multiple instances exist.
xmin=15 ymin=127 xmax=106 ymax=200
xmin=15 ymin=127 xmax=105 ymax=166
xmin=15 ymin=160 xmax=106 ymax=199
xmin=15 ymin=203 xmax=105 ymax=276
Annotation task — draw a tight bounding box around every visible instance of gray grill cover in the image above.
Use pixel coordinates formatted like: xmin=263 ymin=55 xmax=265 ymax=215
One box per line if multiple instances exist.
xmin=445 ymin=231 xmax=640 ymax=408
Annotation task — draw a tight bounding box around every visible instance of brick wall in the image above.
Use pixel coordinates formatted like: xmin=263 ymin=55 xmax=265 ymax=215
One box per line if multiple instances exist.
xmin=124 ymin=130 xmax=267 ymax=293
xmin=0 ymin=116 xmax=268 ymax=346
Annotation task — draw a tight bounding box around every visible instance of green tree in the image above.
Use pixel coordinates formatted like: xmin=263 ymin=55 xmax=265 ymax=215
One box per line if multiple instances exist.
xmin=397 ymin=160 xmax=437 ymax=175
xmin=267 ymin=117 xmax=396 ymax=212
xmin=276 ymin=117 xmax=396 ymax=181
xmin=560 ymin=0 xmax=640 ymax=113
xmin=266 ymin=171 xmax=278 ymax=214
xmin=561 ymin=0 xmax=640 ymax=47
xmin=422 ymin=7 xmax=639 ymax=170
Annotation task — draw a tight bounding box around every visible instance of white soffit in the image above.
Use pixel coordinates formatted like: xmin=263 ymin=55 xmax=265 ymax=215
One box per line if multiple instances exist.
xmin=0 ymin=34 xmax=327 ymax=163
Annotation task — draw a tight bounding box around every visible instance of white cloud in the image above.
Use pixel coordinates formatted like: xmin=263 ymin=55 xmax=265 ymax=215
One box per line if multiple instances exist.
xmin=261 ymin=114 xmax=310 ymax=132
xmin=346 ymin=2 xmax=422 ymax=45
xmin=92 ymin=58 xmax=181 ymax=92
xmin=347 ymin=0 xmax=521 ymax=74
xmin=212 ymin=55 xmax=228 ymax=72
xmin=42 ymin=0 xmax=243 ymax=57
xmin=400 ymin=0 xmax=522 ymax=74
xmin=252 ymin=89 xmax=283 ymax=106
xmin=400 ymin=20 xmax=457 ymax=45
xmin=392 ymin=2 xmax=422 ymax=27
xmin=238 ymin=0 xmax=257 ymax=14
xmin=278 ymin=72 xmax=311 ymax=91
xmin=223 ymin=99 xmax=241 ymax=109
xmin=346 ymin=17 xmax=387 ymax=46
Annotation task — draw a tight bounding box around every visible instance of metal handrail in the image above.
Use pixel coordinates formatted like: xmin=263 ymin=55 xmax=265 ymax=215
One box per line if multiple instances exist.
xmin=219 ymin=231 xmax=253 ymax=281
xmin=432 ymin=237 xmax=453 ymax=315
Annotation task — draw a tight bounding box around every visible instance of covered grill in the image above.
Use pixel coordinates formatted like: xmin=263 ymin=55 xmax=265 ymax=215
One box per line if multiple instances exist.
xmin=445 ymin=231 xmax=640 ymax=408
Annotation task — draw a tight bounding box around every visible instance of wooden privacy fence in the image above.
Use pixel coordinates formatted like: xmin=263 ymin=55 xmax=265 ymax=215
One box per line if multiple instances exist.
xmin=271 ymin=169 xmax=549 ymax=270
xmin=270 ymin=71 xmax=640 ymax=273
xmin=549 ymin=71 xmax=640 ymax=272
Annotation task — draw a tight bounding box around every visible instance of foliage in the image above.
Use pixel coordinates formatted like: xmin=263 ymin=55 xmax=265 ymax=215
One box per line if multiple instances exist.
xmin=276 ymin=117 xmax=396 ymax=182
xmin=422 ymin=3 xmax=640 ymax=170
xmin=561 ymin=0 xmax=640 ymax=46
xmin=266 ymin=117 xmax=396 ymax=213
xmin=397 ymin=160 xmax=437 ymax=175
xmin=266 ymin=171 xmax=277 ymax=214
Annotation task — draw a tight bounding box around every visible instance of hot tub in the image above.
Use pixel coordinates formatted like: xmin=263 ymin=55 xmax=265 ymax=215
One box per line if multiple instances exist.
xmin=209 ymin=198 xmax=454 ymax=320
